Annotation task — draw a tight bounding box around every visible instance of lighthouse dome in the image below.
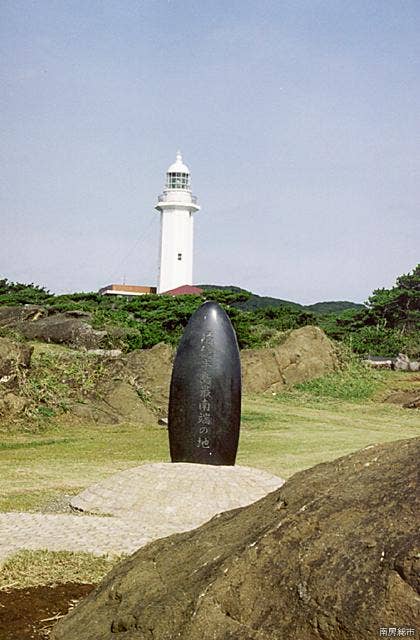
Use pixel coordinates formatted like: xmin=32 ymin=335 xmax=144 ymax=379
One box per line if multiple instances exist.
xmin=166 ymin=151 xmax=191 ymax=190
xmin=167 ymin=151 xmax=190 ymax=174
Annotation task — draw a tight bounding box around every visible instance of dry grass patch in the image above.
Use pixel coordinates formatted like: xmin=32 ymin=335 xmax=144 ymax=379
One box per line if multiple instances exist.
xmin=0 ymin=549 xmax=122 ymax=590
xmin=0 ymin=488 xmax=81 ymax=512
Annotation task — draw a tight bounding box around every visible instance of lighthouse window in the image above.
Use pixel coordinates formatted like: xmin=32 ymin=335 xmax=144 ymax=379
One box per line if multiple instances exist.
xmin=167 ymin=172 xmax=190 ymax=189
xmin=177 ymin=253 xmax=182 ymax=260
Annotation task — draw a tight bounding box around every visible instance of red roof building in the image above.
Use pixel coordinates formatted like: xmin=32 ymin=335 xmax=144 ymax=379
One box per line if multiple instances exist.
xmin=161 ymin=284 xmax=203 ymax=296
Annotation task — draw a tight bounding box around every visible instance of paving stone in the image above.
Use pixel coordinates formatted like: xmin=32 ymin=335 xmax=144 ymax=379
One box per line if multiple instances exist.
xmin=0 ymin=463 xmax=284 ymax=562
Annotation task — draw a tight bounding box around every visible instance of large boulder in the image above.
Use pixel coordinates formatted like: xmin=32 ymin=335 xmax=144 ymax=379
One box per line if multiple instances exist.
xmin=241 ymin=325 xmax=338 ymax=392
xmin=87 ymin=343 xmax=174 ymax=422
xmin=52 ymin=437 xmax=419 ymax=640
xmin=0 ymin=306 xmax=106 ymax=349
xmin=0 ymin=305 xmax=46 ymax=327
xmin=19 ymin=313 xmax=106 ymax=349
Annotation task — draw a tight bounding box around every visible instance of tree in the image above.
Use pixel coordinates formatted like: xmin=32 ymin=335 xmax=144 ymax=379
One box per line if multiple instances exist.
xmin=203 ymin=289 xmax=251 ymax=306
xmin=327 ymin=265 xmax=420 ymax=357
xmin=366 ymin=264 xmax=420 ymax=332
xmin=0 ymin=278 xmax=50 ymax=304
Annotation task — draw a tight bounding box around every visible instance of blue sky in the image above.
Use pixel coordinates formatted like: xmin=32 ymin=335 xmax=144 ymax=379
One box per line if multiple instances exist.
xmin=1 ymin=0 xmax=419 ymax=304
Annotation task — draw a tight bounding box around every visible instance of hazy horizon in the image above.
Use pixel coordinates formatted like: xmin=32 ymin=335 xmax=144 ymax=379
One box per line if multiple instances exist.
xmin=1 ymin=1 xmax=419 ymax=305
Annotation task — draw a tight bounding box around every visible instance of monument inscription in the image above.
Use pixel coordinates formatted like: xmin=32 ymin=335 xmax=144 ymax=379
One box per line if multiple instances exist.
xmin=168 ymin=301 xmax=241 ymax=465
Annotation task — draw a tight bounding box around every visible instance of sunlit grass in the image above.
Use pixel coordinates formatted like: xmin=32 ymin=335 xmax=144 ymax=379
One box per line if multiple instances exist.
xmin=0 ymin=423 xmax=169 ymax=506
xmin=294 ymin=359 xmax=384 ymax=401
xmin=238 ymin=391 xmax=419 ymax=477
xmin=0 ymin=549 xmax=122 ymax=589
xmin=0 ymin=370 xmax=418 ymax=589
xmin=0 ymin=387 xmax=418 ymax=510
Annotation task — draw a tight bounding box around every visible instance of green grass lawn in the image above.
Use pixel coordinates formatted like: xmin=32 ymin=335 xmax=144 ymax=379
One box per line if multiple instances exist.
xmin=0 ymin=424 xmax=169 ymax=511
xmin=0 ymin=370 xmax=418 ymax=589
xmin=0 ymin=386 xmax=418 ymax=512
xmin=239 ymin=393 xmax=419 ymax=476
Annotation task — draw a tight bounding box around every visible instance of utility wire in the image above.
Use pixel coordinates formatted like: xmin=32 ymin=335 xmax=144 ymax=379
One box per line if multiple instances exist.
xmin=105 ymin=213 xmax=158 ymax=284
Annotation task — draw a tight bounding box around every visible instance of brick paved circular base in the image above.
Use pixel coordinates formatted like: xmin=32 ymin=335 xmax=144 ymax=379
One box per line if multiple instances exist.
xmin=0 ymin=464 xmax=284 ymax=562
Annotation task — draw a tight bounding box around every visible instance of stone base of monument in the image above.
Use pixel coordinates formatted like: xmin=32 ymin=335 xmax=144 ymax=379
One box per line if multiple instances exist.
xmin=70 ymin=463 xmax=284 ymax=540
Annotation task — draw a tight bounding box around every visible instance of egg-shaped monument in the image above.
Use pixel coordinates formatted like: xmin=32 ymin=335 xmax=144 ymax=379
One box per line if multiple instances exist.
xmin=168 ymin=301 xmax=241 ymax=465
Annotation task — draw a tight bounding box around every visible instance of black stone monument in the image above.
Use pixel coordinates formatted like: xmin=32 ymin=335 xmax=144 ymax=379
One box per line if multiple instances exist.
xmin=168 ymin=301 xmax=241 ymax=465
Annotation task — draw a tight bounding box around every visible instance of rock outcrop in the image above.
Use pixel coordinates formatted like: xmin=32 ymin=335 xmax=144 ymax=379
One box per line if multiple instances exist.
xmin=19 ymin=313 xmax=107 ymax=349
xmin=124 ymin=342 xmax=174 ymax=412
xmin=0 ymin=326 xmax=341 ymax=423
xmin=241 ymin=325 xmax=338 ymax=392
xmin=0 ymin=306 xmax=106 ymax=349
xmin=0 ymin=305 xmax=46 ymax=327
xmin=86 ymin=343 xmax=174 ymax=424
xmin=52 ymin=437 xmax=419 ymax=640
xmin=0 ymin=337 xmax=32 ymax=387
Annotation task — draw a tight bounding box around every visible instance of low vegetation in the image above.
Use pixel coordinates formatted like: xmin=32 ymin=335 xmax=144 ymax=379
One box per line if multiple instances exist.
xmin=1 ymin=263 xmax=418 ymax=356
xmin=293 ymin=357 xmax=384 ymax=402
xmin=23 ymin=344 xmax=107 ymax=420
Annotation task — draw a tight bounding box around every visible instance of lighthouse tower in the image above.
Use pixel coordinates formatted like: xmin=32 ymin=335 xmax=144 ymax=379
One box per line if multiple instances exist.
xmin=155 ymin=152 xmax=200 ymax=294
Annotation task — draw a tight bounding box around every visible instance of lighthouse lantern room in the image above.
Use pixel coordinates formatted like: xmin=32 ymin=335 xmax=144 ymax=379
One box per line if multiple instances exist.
xmin=155 ymin=152 xmax=200 ymax=294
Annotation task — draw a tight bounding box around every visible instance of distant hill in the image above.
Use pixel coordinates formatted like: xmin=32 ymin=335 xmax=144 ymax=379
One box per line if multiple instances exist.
xmin=305 ymin=301 xmax=365 ymax=314
xmin=199 ymin=285 xmax=365 ymax=314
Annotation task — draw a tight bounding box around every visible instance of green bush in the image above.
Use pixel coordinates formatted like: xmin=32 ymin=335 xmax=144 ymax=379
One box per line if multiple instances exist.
xmin=343 ymin=325 xmax=419 ymax=358
xmin=0 ymin=278 xmax=50 ymax=304
xmin=294 ymin=358 xmax=384 ymax=402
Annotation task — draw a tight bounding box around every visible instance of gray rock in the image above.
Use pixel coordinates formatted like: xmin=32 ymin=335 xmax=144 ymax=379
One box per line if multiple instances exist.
xmin=20 ymin=314 xmax=106 ymax=349
xmin=0 ymin=305 xmax=46 ymax=327
xmin=87 ymin=349 xmax=123 ymax=358
xmin=394 ymin=353 xmax=419 ymax=372
xmin=395 ymin=353 xmax=410 ymax=371
xmin=53 ymin=438 xmax=419 ymax=640
xmin=364 ymin=356 xmax=395 ymax=369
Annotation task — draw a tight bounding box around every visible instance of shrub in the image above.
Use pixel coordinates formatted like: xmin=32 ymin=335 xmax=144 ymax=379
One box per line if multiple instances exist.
xmin=294 ymin=357 xmax=384 ymax=402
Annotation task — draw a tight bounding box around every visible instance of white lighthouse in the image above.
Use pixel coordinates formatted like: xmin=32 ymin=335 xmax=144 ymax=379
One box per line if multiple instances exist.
xmin=155 ymin=152 xmax=200 ymax=294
